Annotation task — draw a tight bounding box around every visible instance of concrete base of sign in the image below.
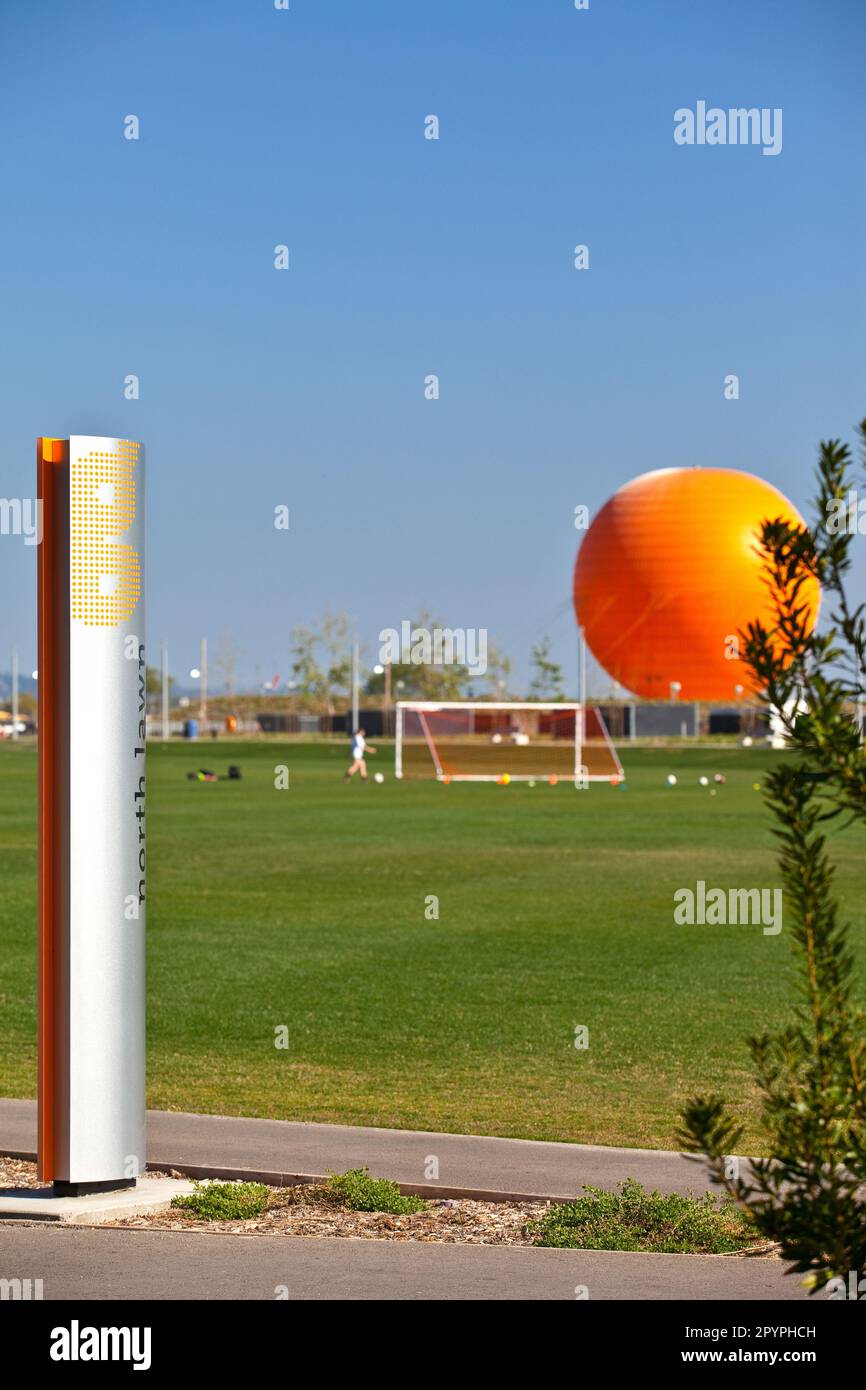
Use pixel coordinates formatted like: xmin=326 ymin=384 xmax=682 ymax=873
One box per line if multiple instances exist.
xmin=0 ymin=1175 xmax=196 ymax=1224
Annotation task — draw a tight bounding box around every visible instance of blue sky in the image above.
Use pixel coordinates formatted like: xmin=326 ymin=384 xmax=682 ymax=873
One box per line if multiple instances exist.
xmin=0 ymin=0 xmax=863 ymax=695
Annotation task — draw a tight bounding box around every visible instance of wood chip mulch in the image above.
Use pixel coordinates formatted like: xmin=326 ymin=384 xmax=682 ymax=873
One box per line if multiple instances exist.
xmin=0 ymin=1156 xmax=49 ymax=1190
xmin=123 ymin=1180 xmax=550 ymax=1245
xmin=0 ymin=1155 xmax=546 ymax=1244
xmin=0 ymin=1156 xmax=777 ymax=1254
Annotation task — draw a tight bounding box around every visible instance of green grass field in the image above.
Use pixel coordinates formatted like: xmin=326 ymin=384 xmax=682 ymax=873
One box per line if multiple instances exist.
xmin=1 ymin=738 xmax=864 ymax=1152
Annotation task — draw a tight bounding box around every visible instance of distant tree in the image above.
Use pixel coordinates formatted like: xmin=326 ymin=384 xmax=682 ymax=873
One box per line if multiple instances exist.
xmin=370 ymin=611 xmax=476 ymax=700
xmin=364 ymin=658 xmax=446 ymax=700
xmin=290 ymin=610 xmax=354 ymax=713
xmin=478 ymin=638 xmax=513 ymax=701
xmin=144 ymin=664 xmax=175 ymax=716
xmin=289 ymin=624 xmax=327 ymax=711
xmin=144 ymin=665 xmax=174 ymax=697
xmin=528 ymin=636 xmax=565 ymax=700
xmin=321 ymin=610 xmax=352 ymax=713
xmin=9 ymin=691 xmax=37 ymax=719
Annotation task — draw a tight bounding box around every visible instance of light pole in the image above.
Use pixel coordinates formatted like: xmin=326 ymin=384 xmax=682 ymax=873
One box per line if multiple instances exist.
xmin=190 ymin=666 xmax=201 ymax=733
xmin=351 ymin=640 xmax=360 ymax=733
xmin=374 ymin=662 xmax=390 ymax=736
xmin=578 ymin=625 xmax=587 ymax=745
xmin=161 ymin=643 xmax=169 ymax=741
xmin=199 ymin=637 xmax=208 ymax=722
xmin=11 ymin=647 xmax=18 ymax=740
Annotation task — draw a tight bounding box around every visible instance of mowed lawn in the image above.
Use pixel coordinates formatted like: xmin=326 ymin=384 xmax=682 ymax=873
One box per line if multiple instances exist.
xmin=1 ymin=738 xmax=864 ymax=1152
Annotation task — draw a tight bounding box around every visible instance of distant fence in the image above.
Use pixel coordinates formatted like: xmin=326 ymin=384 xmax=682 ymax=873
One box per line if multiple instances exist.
xmin=144 ymin=709 xmax=386 ymax=738
xmin=593 ymin=703 xmax=768 ymax=738
xmin=257 ymin=709 xmax=384 ymax=736
xmin=144 ymin=704 xmax=768 ymax=741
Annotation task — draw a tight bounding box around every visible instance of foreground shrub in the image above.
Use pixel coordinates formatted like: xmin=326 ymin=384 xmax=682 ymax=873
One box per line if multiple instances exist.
xmin=680 ymin=421 xmax=866 ymax=1292
xmin=171 ymin=1181 xmax=269 ymax=1221
xmin=324 ymin=1168 xmax=427 ymax=1215
xmin=530 ymin=1180 xmax=756 ymax=1254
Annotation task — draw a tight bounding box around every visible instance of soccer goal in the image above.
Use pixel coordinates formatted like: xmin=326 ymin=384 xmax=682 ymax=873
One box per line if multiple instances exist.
xmin=394 ymin=702 xmax=624 ymax=783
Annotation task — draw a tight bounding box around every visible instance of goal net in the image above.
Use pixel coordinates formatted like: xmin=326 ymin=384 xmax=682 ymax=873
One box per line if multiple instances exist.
xmin=394 ymin=702 xmax=624 ymax=783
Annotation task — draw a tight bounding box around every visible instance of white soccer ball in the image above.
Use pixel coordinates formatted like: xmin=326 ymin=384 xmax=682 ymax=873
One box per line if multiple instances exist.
xmin=666 ymin=774 xmax=677 ymax=786
xmin=491 ymin=733 xmax=502 ymax=744
xmin=742 ymin=736 xmax=753 ymax=747
xmin=699 ymin=776 xmax=709 ymax=787
xmin=374 ymin=772 xmax=384 ymax=784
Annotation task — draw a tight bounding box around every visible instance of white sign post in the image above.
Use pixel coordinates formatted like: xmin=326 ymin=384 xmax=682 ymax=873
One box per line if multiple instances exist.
xmin=37 ymin=436 xmax=146 ymax=1195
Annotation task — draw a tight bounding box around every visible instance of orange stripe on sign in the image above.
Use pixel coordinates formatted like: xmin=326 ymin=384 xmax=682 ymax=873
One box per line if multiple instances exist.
xmin=37 ymin=437 xmax=70 ymax=1183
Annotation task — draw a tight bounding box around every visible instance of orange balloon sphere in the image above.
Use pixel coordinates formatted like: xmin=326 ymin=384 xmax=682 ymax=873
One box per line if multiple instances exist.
xmin=573 ymin=467 xmax=820 ymax=700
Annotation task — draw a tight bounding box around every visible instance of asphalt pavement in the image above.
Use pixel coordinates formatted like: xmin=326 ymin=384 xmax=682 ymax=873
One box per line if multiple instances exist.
xmin=0 ymin=1098 xmax=728 ymax=1202
xmin=0 ymin=1223 xmax=807 ymax=1301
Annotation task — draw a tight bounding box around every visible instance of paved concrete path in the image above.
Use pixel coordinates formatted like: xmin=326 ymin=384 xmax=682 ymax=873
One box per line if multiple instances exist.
xmin=0 ymin=1098 xmax=725 ymax=1201
xmin=0 ymin=1224 xmax=805 ymax=1301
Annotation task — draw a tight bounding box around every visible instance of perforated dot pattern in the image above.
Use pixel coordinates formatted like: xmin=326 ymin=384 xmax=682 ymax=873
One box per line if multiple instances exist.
xmin=71 ymin=440 xmax=142 ymax=626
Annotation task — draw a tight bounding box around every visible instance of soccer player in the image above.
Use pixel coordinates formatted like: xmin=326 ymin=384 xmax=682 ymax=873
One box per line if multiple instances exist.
xmin=344 ymin=727 xmax=377 ymax=782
